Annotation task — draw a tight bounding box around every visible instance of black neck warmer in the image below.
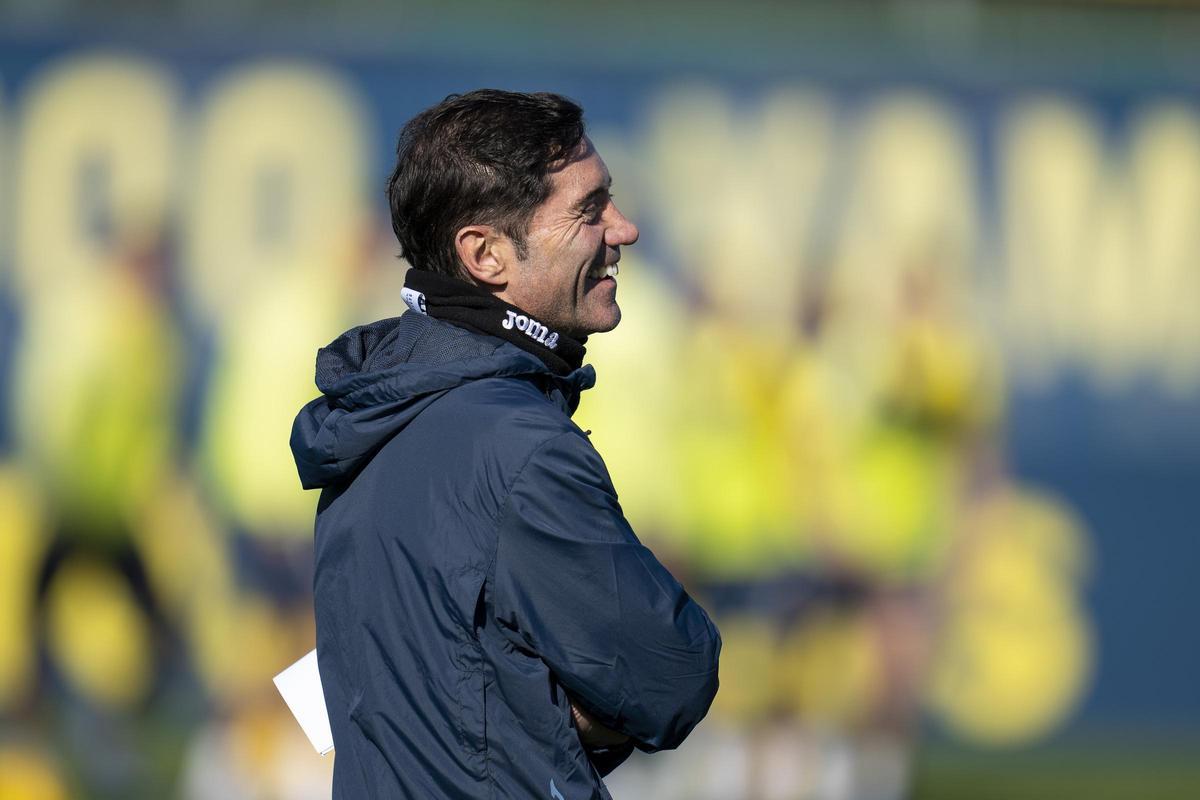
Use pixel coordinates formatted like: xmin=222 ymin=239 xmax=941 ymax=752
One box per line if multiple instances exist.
xmin=401 ymin=269 xmax=587 ymax=376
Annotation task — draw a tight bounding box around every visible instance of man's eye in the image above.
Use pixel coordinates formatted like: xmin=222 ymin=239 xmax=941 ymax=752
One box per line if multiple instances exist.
xmin=585 ymin=195 xmax=611 ymax=222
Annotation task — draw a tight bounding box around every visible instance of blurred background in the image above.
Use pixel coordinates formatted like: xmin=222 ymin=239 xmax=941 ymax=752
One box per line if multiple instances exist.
xmin=1 ymin=1 xmax=1198 ymax=798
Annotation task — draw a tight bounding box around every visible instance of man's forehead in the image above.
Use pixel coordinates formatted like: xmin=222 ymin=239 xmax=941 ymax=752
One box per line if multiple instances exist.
xmin=548 ymin=140 xmax=611 ymax=196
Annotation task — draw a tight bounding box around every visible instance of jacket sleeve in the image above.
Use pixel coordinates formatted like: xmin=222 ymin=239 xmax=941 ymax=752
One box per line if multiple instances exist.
xmin=490 ymin=430 xmax=722 ymax=752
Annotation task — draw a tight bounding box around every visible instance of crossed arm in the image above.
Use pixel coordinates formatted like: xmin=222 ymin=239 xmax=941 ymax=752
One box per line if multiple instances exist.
xmin=490 ymin=431 xmax=722 ymax=757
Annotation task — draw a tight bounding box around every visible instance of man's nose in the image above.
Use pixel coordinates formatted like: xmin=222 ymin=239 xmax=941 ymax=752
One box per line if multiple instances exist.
xmin=606 ymin=203 xmax=639 ymax=247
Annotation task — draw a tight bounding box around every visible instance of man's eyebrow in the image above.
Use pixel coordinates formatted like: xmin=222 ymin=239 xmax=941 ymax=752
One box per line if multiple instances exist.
xmin=573 ymin=178 xmax=613 ymax=211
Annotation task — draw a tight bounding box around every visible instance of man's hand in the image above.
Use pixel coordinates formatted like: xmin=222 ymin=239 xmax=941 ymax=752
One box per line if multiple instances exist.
xmin=570 ymin=701 xmax=630 ymax=748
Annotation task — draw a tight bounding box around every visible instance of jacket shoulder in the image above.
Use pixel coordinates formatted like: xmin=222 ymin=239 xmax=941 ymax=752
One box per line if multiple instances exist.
xmin=440 ymin=374 xmax=581 ymax=443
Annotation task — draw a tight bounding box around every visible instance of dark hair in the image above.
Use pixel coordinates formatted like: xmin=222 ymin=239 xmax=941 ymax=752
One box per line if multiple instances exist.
xmin=386 ymin=90 xmax=586 ymax=278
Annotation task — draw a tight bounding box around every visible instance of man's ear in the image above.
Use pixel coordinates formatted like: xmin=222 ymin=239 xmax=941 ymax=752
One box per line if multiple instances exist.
xmin=455 ymin=225 xmax=515 ymax=288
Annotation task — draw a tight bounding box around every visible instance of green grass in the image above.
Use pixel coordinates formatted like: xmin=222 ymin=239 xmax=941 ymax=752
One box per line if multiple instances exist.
xmin=912 ymin=739 xmax=1200 ymax=800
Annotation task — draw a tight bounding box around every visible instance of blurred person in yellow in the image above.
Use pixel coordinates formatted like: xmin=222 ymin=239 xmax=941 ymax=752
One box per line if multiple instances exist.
xmin=14 ymin=223 xmax=181 ymax=543
xmin=0 ymin=745 xmax=69 ymax=800
xmin=0 ymin=465 xmax=45 ymax=712
xmin=782 ymin=255 xmax=1004 ymax=798
xmin=5 ymin=224 xmax=184 ymax=797
xmin=929 ymin=471 xmax=1093 ymax=747
xmin=11 ymin=224 xmax=179 ymax=709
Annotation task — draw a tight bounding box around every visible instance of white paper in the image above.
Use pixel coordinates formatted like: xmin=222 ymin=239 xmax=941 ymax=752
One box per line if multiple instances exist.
xmin=273 ymin=649 xmax=335 ymax=755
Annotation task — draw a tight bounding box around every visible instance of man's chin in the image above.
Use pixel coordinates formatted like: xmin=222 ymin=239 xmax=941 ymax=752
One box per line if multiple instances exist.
xmin=586 ymin=306 xmax=621 ymax=336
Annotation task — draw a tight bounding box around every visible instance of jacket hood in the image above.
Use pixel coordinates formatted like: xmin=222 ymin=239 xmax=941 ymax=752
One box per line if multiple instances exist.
xmin=290 ymin=313 xmax=594 ymax=490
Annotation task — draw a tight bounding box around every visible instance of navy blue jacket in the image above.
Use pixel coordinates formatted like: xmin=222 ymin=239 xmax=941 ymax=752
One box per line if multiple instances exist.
xmin=291 ymin=313 xmax=721 ymax=799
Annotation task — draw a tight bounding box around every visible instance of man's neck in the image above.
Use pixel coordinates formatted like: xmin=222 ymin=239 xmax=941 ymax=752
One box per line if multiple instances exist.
xmin=401 ymin=269 xmax=587 ymax=375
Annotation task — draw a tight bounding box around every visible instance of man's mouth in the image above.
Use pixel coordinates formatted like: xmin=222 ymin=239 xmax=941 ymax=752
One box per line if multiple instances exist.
xmin=586 ymin=262 xmax=619 ymax=280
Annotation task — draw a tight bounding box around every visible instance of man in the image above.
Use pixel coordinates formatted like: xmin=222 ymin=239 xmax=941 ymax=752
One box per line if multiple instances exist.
xmin=290 ymin=90 xmax=721 ymax=799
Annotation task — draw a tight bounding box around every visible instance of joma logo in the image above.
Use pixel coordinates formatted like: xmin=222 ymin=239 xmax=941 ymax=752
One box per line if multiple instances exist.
xmin=501 ymin=309 xmax=560 ymax=350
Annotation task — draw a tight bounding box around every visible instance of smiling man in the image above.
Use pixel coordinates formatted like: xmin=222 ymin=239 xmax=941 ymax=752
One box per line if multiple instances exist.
xmin=290 ymin=90 xmax=721 ymax=799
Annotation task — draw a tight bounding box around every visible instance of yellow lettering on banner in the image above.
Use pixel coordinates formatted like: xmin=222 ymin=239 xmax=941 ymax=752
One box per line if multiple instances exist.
xmin=14 ymin=54 xmax=177 ymax=298
xmin=1067 ymin=109 xmax=1162 ymax=392
xmin=1000 ymin=99 xmax=1102 ymax=388
xmin=1083 ymin=180 xmax=1139 ymax=391
xmin=832 ymin=92 xmax=977 ymax=324
xmin=184 ymin=62 xmax=369 ymax=321
xmin=820 ymin=92 xmax=977 ymax=404
xmin=645 ymin=84 xmax=737 ymax=288
xmin=11 ymin=56 xmax=180 ymax=520
xmin=730 ymin=87 xmax=835 ymax=328
xmin=1128 ymin=104 xmax=1200 ymax=396
xmin=1001 ymin=98 xmax=1200 ymax=394
xmin=189 ymin=64 xmax=368 ymax=536
xmin=644 ymin=85 xmax=835 ymax=329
